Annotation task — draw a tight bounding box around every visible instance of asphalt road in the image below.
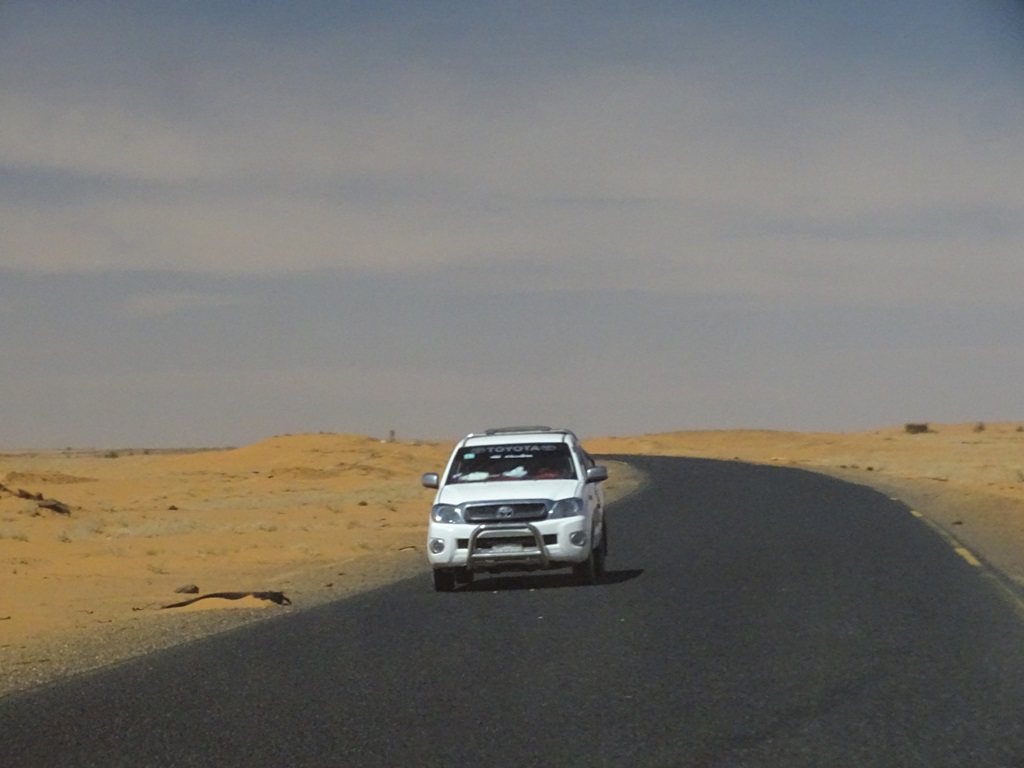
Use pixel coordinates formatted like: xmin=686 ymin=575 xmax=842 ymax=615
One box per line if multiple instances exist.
xmin=6 ymin=455 xmax=1024 ymax=767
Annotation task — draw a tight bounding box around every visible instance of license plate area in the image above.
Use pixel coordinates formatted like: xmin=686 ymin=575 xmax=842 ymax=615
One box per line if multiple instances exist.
xmin=476 ymin=536 xmax=536 ymax=552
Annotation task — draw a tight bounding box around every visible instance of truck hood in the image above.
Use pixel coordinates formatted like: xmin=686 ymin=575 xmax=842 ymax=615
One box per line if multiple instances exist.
xmin=436 ymin=479 xmax=581 ymax=506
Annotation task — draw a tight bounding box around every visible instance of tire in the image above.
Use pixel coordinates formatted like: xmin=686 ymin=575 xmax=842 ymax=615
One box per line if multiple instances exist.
xmin=433 ymin=569 xmax=456 ymax=592
xmin=573 ymin=546 xmax=598 ymax=586
xmin=594 ymin=521 xmax=607 ymax=578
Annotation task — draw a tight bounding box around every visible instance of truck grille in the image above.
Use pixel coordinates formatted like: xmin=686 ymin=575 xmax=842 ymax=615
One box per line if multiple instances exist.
xmin=463 ymin=502 xmax=548 ymax=522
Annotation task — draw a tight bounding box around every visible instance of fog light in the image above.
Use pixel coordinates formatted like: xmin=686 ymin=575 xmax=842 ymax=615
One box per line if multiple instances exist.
xmin=429 ymin=538 xmax=446 ymax=554
xmin=568 ymin=530 xmax=587 ymax=547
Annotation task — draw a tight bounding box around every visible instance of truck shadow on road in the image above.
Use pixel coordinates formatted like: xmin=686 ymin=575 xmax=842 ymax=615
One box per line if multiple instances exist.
xmin=455 ymin=568 xmax=644 ymax=592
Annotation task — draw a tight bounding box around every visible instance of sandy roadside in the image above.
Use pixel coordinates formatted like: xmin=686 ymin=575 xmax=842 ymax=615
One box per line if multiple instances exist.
xmin=3 ymin=423 xmax=1023 ymax=696
xmin=0 ymin=436 xmax=644 ymax=696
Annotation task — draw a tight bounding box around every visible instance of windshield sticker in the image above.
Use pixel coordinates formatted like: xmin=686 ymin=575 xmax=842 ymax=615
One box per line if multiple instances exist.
xmin=483 ymin=444 xmax=558 ymax=454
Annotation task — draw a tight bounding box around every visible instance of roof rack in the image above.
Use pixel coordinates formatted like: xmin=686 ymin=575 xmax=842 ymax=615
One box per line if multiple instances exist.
xmin=482 ymin=426 xmax=553 ymax=435
xmin=465 ymin=426 xmax=579 ymax=441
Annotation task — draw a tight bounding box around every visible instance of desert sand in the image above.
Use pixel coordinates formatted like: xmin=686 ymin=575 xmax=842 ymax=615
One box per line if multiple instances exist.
xmin=3 ymin=423 xmax=1023 ymax=695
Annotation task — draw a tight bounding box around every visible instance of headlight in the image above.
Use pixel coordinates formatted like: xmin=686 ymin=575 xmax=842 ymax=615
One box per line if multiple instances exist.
xmin=431 ymin=504 xmax=464 ymax=524
xmin=549 ymin=497 xmax=584 ymax=519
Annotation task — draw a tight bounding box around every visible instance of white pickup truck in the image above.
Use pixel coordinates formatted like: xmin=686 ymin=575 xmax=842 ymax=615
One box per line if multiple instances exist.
xmin=421 ymin=426 xmax=608 ymax=591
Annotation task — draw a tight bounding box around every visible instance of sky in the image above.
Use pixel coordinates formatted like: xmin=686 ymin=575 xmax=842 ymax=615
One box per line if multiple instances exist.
xmin=2 ymin=1 xmax=1024 ymax=448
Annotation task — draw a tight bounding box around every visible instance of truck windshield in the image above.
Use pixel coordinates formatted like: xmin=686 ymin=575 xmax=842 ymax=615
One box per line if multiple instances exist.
xmin=446 ymin=443 xmax=576 ymax=483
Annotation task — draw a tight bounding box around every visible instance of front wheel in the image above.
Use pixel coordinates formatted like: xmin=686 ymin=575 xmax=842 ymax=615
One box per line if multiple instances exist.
xmin=433 ymin=569 xmax=456 ymax=592
xmin=573 ymin=547 xmax=598 ymax=586
xmin=594 ymin=520 xmax=607 ymax=578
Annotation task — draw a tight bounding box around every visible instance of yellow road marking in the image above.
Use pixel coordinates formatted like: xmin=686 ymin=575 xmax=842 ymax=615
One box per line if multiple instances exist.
xmin=903 ymin=503 xmax=1024 ymax=622
xmin=907 ymin=509 xmax=977 ymax=566
xmin=954 ymin=547 xmax=982 ymax=567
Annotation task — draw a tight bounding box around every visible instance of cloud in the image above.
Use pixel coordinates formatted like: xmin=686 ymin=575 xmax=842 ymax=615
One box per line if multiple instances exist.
xmin=1 ymin=1 xmax=1022 ymax=308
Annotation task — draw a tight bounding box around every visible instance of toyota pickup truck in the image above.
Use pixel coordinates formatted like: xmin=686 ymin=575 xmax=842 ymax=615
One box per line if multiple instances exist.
xmin=422 ymin=426 xmax=608 ymax=591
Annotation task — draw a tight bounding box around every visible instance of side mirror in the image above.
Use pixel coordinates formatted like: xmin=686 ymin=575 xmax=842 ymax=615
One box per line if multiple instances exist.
xmin=586 ymin=466 xmax=608 ymax=484
xmin=421 ymin=472 xmax=439 ymax=489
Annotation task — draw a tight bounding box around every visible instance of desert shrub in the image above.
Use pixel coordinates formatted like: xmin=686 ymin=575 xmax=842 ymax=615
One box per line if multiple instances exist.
xmin=904 ymin=423 xmax=932 ymax=434
xmin=111 ymin=520 xmax=197 ymax=538
xmin=0 ymin=527 xmax=29 ymax=542
xmin=56 ymin=520 xmax=105 ymax=542
xmin=228 ymin=521 xmax=278 ymax=534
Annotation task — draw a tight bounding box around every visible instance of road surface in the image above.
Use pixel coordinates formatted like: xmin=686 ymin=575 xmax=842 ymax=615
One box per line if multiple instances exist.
xmin=5 ymin=455 xmax=1024 ymax=766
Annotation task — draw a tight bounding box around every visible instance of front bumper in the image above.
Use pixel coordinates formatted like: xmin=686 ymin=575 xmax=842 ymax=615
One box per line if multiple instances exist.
xmin=427 ymin=517 xmax=590 ymax=570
